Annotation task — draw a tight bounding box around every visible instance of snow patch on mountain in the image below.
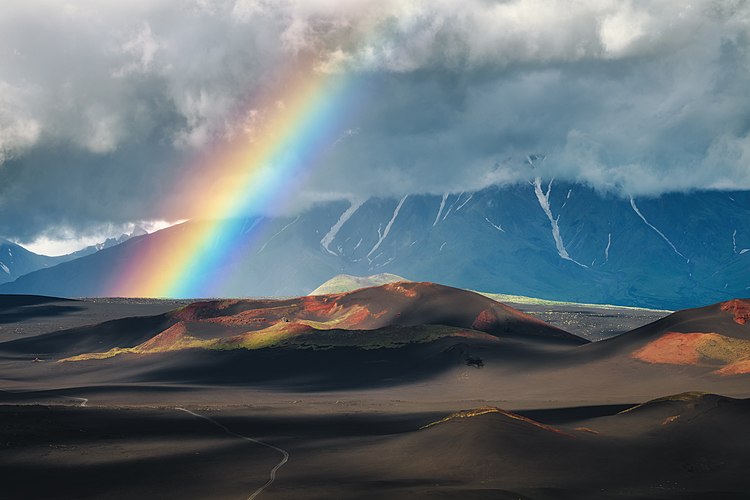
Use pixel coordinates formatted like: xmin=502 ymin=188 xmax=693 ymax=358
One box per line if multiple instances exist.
xmin=433 ymin=193 xmax=449 ymax=226
xmin=532 ymin=175 xmax=587 ymax=268
xmin=260 ymin=216 xmax=300 ymax=254
xmin=0 ymin=262 xmax=9 ymax=275
xmin=605 ymin=233 xmax=611 ymax=263
xmin=437 ymin=192 xmax=463 ymax=224
xmin=442 ymin=206 xmax=452 ymax=221
xmin=241 ymin=217 xmax=263 ymax=235
xmin=368 ymin=195 xmax=408 ymax=259
xmin=444 ymin=192 xmax=463 ymax=219
xmin=485 ymin=217 xmax=504 ymax=232
xmin=321 ymin=200 xmax=364 ymax=256
xmin=630 ymin=197 xmax=688 ymax=263
xmin=456 ymin=194 xmax=473 ymax=211
xmin=562 ymin=189 xmax=572 ymax=209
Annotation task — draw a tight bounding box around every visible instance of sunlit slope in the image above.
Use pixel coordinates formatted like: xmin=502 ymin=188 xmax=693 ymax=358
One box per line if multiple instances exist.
xmin=591 ymin=299 xmax=750 ymax=376
xmin=62 ymin=281 xmax=585 ymax=361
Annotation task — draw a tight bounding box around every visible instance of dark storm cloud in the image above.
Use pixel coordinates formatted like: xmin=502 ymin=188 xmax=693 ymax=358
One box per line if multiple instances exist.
xmin=1 ymin=0 xmax=749 ymax=243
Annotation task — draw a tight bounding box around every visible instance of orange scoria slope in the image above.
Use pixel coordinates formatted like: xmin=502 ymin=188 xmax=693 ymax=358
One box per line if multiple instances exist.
xmin=633 ymin=299 xmax=750 ymax=375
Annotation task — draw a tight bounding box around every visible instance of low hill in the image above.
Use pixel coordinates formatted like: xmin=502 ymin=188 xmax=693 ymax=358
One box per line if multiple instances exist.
xmin=309 ymin=273 xmax=406 ymax=295
xmin=576 ymin=392 xmax=750 ymax=440
xmin=587 ymin=299 xmax=750 ymax=375
xmin=313 ymin=273 xmax=669 ymax=312
xmin=333 ymin=393 xmax=750 ymax=497
xmin=58 ymin=282 xmax=585 ymax=362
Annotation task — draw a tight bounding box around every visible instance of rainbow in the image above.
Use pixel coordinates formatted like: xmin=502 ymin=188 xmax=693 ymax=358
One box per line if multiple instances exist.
xmin=107 ymin=61 xmax=362 ymax=297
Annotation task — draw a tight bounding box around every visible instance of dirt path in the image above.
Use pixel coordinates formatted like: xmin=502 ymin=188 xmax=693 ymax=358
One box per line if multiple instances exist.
xmin=176 ymin=407 xmax=289 ymax=500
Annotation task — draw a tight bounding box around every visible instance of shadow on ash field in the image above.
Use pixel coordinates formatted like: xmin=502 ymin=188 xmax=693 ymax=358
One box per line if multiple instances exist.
xmin=1 ymin=288 xmax=749 ymax=499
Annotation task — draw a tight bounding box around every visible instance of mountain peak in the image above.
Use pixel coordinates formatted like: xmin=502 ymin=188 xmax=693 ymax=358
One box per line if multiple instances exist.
xmin=130 ymin=226 xmax=148 ymax=238
xmin=309 ymin=273 xmax=408 ymax=295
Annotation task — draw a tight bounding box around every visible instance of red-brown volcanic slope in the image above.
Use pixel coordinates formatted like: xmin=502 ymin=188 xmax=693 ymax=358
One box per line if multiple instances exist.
xmin=63 ymin=282 xmax=585 ymax=360
xmin=721 ymin=299 xmax=750 ymax=325
xmin=165 ymin=281 xmax=582 ymax=340
xmin=633 ymin=332 xmax=704 ymax=365
xmin=598 ymin=299 xmax=750 ymax=375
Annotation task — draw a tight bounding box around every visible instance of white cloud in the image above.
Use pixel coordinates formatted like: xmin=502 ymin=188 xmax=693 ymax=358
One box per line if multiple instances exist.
xmin=113 ymin=23 xmax=161 ymax=77
xmin=600 ymin=3 xmax=652 ymax=56
xmin=19 ymin=220 xmax=179 ymax=256
xmin=0 ymin=0 xmax=749 ymax=239
xmin=0 ymin=82 xmax=42 ymax=163
xmin=0 ymin=0 xmax=743 ymax=156
xmin=0 ymin=117 xmax=40 ymax=165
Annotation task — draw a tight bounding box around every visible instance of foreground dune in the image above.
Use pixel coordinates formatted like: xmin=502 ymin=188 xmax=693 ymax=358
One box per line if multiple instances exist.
xmin=1 ymin=287 xmax=750 ymax=498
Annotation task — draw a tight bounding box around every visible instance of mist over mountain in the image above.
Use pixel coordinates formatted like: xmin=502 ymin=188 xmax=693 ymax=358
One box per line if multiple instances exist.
xmin=2 ymin=1 xmax=749 ymax=242
xmin=0 ymin=228 xmax=146 ymax=285
xmin=3 ymin=182 xmax=748 ymax=310
xmin=0 ymin=239 xmax=60 ymax=285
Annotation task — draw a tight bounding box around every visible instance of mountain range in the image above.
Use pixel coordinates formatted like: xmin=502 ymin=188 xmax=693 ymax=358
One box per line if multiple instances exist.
xmin=0 ymin=227 xmax=146 ymax=285
xmin=1 ymin=183 xmax=749 ymax=309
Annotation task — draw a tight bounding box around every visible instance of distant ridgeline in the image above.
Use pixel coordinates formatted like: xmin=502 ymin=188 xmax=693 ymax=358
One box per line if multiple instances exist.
xmin=0 ymin=229 xmax=145 ymax=286
xmin=1 ymin=183 xmax=749 ymax=310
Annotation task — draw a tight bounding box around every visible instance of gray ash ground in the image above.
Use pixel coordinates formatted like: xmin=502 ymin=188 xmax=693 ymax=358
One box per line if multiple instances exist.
xmin=511 ymin=303 xmax=670 ymax=341
xmin=1 ymin=293 xmax=749 ymax=499
xmin=0 ymin=297 xmax=191 ymax=341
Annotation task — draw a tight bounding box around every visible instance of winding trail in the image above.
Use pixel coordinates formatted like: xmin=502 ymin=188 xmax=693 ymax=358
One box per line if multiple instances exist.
xmin=176 ymin=407 xmax=289 ymax=500
xmin=0 ymin=388 xmax=88 ymax=407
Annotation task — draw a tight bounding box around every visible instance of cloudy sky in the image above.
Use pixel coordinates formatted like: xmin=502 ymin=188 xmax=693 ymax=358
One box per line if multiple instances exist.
xmin=1 ymin=0 xmax=749 ymax=254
